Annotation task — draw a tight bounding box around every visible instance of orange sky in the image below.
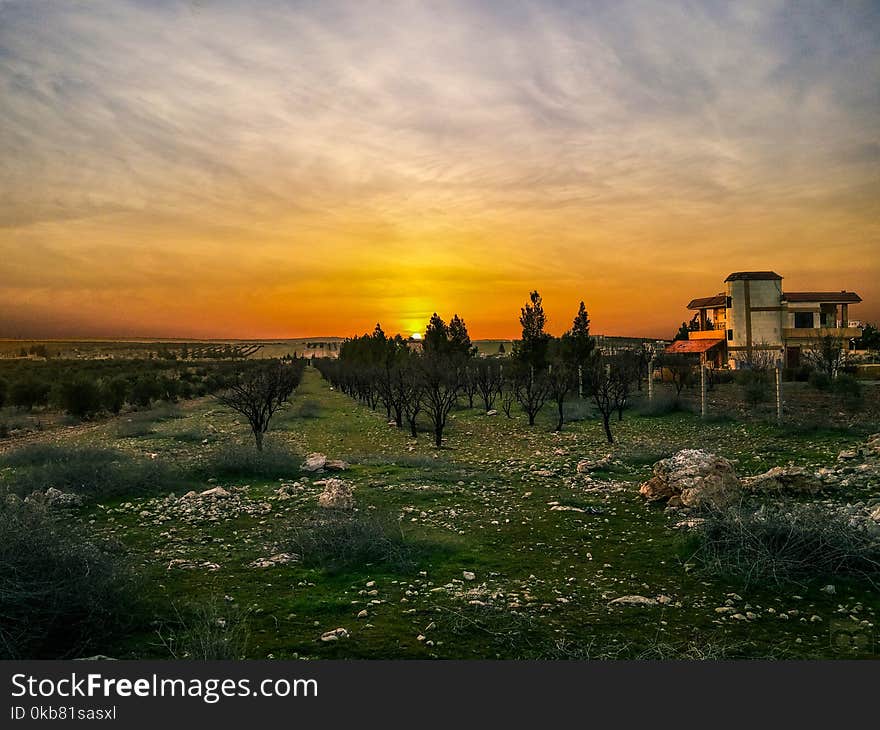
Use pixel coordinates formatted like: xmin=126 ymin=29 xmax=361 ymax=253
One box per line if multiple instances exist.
xmin=1 ymin=1 xmax=878 ymax=340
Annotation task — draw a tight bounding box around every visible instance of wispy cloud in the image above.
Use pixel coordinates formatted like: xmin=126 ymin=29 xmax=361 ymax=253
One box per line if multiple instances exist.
xmin=1 ymin=0 xmax=877 ymax=337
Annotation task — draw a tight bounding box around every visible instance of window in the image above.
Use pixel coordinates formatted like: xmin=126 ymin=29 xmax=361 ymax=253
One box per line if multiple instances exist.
xmin=726 ymin=329 xmax=733 ymax=341
xmin=726 ymin=296 xmax=732 ymax=308
xmin=794 ymin=312 xmax=814 ymax=329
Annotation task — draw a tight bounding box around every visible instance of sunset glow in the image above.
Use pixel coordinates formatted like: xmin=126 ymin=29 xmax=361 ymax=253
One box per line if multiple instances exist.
xmin=1 ymin=1 xmax=878 ymax=339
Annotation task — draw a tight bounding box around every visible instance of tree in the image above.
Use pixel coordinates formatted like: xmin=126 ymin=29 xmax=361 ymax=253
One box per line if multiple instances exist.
xmin=547 ymin=360 xmax=575 ymax=431
xmin=857 ymin=323 xmax=880 ymax=351
xmin=498 ymin=342 xmax=506 ymax=354
xmin=448 ymin=314 xmax=475 ymax=358
xmin=658 ymin=353 xmax=696 ymax=399
xmin=215 ymin=362 xmax=302 ymax=451
xmin=474 ymin=360 xmax=503 ymax=411
xmin=56 ymin=378 xmax=103 ymax=419
xmin=804 ymin=334 xmax=848 ymax=378
xmin=673 ymin=322 xmax=690 ymax=341
xmin=514 ymin=290 xmax=552 ymax=373
xmin=560 ymin=301 xmax=595 ymax=397
xmin=513 ymin=363 xmax=551 ymax=426
xmin=9 ymin=377 xmax=50 ymax=411
xmin=423 ymin=313 xmax=450 ymax=359
xmin=417 ymin=355 xmax=461 ymax=447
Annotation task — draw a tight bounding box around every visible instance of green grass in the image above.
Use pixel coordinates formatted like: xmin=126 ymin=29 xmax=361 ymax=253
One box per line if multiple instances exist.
xmin=0 ymin=366 xmax=877 ymax=659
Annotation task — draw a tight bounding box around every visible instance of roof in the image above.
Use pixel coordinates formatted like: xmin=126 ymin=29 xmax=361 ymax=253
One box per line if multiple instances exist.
xmin=687 ymin=294 xmax=726 ymax=310
xmin=665 ymin=339 xmax=725 ymax=354
xmin=724 ymin=271 xmax=782 ymax=282
xmin=782 ymin=291 xmax=862 ymax=304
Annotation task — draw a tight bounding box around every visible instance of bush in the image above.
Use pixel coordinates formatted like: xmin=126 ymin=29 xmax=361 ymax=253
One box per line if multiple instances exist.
xmin=0 ymin=500 xmax=136 ymax=658
xmin=198 ymin=442 xmax=302 ymax=480
xmin=102 ymin=376 xmax=129 ymax=414
xmin=56 ymin=377 xmax=103 ymax=419
xmin=808 ymin=370 xmax=831 ymax=391
xmin=130 ymin=375 xmax=163 ymax=407
xmin=0 ymin=445 xmax=176 ymax=502
xmin=831 ymin=373 xmax=863 ymax=405
xmin=636 ymin=396 xmax=683 ymax=417
xmin=283 ymin=510 xmax=421 ymax=573
xmin=158 ymin=600 xmax=250 ymax=660
xmin=689 ymin=504 xmax=880 ymax=587
xmin=296 ymin=399 xmax=322 ymax=419
xmin=9 ymin=377 xmax=50 ymax=410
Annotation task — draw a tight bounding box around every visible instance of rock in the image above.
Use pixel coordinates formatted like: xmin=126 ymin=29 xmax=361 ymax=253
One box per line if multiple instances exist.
xmin=462 ymin=571 xmax=476 ymax=581
xmin=325 ymin=459 xmax=349 ymax=471
xmin=316 ymin=478 xmax=354 ymax=509
xmin=356 ymin=610 xmax=368 ymax=619
xmin=200 ymin=486 xmax=230 ymax=498
xmin=870 ymin=506 xmax=880 ymax=522
xmin=486 ymin=410 xmax=498 ymax=416
xmin=639 ymin=449 xmax=740 ymax=509
xmin=320 ymin=627 xmax=349 ymax=642
xmin=742 ymin=466 xmax=822 ymax=494
xmin=43 ymin=487 xmax=84 ymax=507
xmin=302 ymin=453 xmax=327 ymax=472
xmin=838 ymin=450 xmax=858 ymax=461
xmin=182 ymin=490 xmax=199 ymax=499
xmin=577 ymin=455 xmax=612 ymax=473
xmin=609 ymin=595 xmax=657 ymax=607
xmin=821 ymin=584 xmax=836 ymax=595
xmin=249 ymin=553 xmax=299 ymax=569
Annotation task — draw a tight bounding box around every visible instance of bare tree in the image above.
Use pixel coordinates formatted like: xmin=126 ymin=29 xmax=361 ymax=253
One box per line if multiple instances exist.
xmin=804 ymin=334 xmax=848 ymax=377
xmin=474 ymin=360 xmax=504 ymax=412
xmin=418 ymin=356 xmax=461 ymax=448
xmin=215 ymin=362 xmax=301 ymax=451
xmin=547 ymin=362 xmax=575 ymax=431
xmin=514 ymin=365 xmax=552 ymax=426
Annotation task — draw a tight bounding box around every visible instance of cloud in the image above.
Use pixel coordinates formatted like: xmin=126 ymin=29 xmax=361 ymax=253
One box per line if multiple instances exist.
xmin=0 ymin=0 xmax=877 ymax=337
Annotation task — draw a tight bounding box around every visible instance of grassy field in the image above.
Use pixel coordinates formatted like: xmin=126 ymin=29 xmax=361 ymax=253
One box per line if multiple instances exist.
xmin=2 ymin=367 xmax=878 ymax=659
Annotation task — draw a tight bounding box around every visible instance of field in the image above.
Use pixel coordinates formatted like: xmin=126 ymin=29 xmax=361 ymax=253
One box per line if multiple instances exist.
xmin=2 ymin=364 xmax=878 ymax=660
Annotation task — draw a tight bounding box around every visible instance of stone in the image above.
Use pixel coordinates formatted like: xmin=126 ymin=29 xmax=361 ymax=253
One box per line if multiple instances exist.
xmin=356 ymin=610 xmax=368 ymax=619
xmin=462 ymin=571 xmax=476 ymax=581
xmin=320 ymin=627 xmax=349 ymax=642
xmin=325 ymin=459 xmax=349 ymax=471
xmin=821 ymin=584 xmax=836 ymax=595
xmin=43 ymin=487 xmax=84 ymax=507
xmin=486 ymin=410 xmax=498 ymax=416
xmin=577 ymin=455 xmax=612 ymax=473
xmin=316 ymin=478 xmax=354 ymax=509
xmin=639 ymin=449 xmax=740 ymax=509
xmin=249 ymin=553 xmax=299 ymax=568
xmin=609 ymin=595 xmax=657 ymax=607
xmin=302 ymin=453 xmax=327 ymax=472
xmin=200 ymin=486 xmax=230 ymax=498
xmin=742 ymin=466 xmax=822 ymax=495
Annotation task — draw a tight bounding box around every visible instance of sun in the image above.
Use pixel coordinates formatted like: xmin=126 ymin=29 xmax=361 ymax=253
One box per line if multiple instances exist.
xmin=411 ymin=332 xmax=422 ymax=340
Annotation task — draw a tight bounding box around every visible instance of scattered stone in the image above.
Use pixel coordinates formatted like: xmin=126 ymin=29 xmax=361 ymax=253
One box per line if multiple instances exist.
xmin=742 ymin=466 xmax=822 ymax=494
xmin=609 ymin=595 xmax=657 ymax=607
xmin=577 ymin=455 xmax=612 ymax=473
xmin=320 ymin=627 xmax=349 ymax=642
xmin=462 ymin=571 xmax=476 ymax=581
xmin=249 ymin=553 xmax=299 ymax=569
xmin=316 ymin=479 xmax=354 ymax=509
xmin=302 ymin=453 xmax=328 ymax=472
xmin=200 ymin=486 xmax=230 ymax=498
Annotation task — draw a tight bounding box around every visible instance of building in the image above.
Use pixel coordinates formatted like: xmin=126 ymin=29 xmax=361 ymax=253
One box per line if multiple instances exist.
xmin=677 ymin=271 xmax=862 ymax=369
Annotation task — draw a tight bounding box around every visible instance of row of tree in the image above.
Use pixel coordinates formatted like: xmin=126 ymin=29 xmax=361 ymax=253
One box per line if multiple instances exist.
xmin=316 ymin=292 xmax=655 ymax=444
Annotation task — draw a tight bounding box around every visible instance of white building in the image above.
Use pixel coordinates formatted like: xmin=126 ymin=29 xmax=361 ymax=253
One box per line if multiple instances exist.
xmin=681 ymin=271 xmax=862 ymax=369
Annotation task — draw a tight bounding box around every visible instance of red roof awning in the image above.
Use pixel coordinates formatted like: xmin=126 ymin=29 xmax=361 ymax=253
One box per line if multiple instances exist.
xmin=665 ymin=339 xmax=725 ymax=354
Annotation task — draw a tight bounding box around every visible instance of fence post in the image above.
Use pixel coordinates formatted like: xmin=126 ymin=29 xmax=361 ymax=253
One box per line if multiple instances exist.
xmin=776 ymin=364 xmax=783 ymax=425
xmin=700 ymin=364 xmax=707 ymax=419
xmin=647 ymin=358 xmax=654 ymax=403
xmin=578 ymin=365 xmax=583 ymax=399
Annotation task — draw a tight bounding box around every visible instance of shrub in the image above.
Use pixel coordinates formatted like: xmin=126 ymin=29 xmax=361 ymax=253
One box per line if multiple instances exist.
xmin=282 ymin=510 xmax=421 ymax=573
xmin=688 ymin=504 xmax=880 ymax=587
xmin=296 ymin=399 xmax=322 ymax=419
xmin=158 ymin=600 xmax=250 ymax=660
xmin=808 ymin=370 xmax=831 ymax=390
xmin=636 ymin=395 xmax=683 ymax=417
xmin=56 ymin=377 xmax=103 ymax=419
xmin=102 ymin=376 xmax=129 ymax=414
xmin=0 ymin=500 xmax=136 ymax=658
xmin=0 ymin=445 xmax=176 ymax=502
xmin=9 ymin=377 xmax=50 ymax=410
xmin=197 ymin=441 xmax=301 ymax=480
xmin=831 ymin=373 xmax=863 ymax=406
xmin=130 ymin=375 xmax=163 ymax=407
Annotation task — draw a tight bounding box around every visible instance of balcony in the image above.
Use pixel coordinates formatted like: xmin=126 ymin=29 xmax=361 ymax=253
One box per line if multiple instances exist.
xmin=690 ymin=329 xmax=727 ymax=340
xmin=783 ymin=326 xmax=861 ymax=340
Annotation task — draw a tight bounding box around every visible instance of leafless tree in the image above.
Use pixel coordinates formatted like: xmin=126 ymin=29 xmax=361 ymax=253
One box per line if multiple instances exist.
xmin=804 ymin=334 xmax=848 ymax=377
xmin=474 ymin=360 xmax=504 ymax=411
xmin=514 ymin=365 xmax=552 ymax=426
xmin=418 ymin=356 xmax=461 ymax=447
xmin=215 ymin=362 xmax=301 ymax=451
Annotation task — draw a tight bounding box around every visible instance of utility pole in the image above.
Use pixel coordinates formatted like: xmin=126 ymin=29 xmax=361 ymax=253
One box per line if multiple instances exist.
xmin=647 ymin=356 xmax=654 ymax=403
xmin=700 ymin=361 xmax=707 ymax=419
xmin=775 ymin=363 xmax=783 ymax=425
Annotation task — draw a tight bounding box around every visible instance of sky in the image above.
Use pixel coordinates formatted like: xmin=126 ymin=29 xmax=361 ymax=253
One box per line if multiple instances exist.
xmin=1 ymin=0 xmax=878 ymax=340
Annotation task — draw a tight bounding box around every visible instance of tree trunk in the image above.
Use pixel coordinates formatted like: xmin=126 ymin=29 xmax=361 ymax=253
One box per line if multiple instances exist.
xmin=254 ymin=429 xmax=264 ymax=451
xmin=434 ymin=425 xmax=443 ymax=448
xmin=602 ymin=414 xmax=614 ymax=444
xmin=528 ymin=410 xmax=536 ymax=426
xmin=556 ymin=400 xmax=564 ymax=431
